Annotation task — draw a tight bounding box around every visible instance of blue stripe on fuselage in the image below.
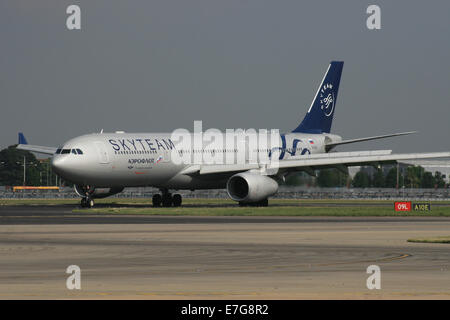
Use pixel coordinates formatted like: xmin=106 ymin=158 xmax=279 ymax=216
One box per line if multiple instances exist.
xmin=269 ymin=134 xmax=311 ymax=160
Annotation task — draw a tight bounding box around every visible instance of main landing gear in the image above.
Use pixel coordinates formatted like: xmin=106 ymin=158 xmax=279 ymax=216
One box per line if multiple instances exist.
xmin=80 ymin=197 xmax=94 ymax=208
xmin=152 ymin=189 xmax=182 ymax=207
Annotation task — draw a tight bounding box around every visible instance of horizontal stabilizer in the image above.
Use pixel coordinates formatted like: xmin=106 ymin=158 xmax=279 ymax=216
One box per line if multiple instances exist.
xmin=325 ymin=131 xmax=416 ymax=151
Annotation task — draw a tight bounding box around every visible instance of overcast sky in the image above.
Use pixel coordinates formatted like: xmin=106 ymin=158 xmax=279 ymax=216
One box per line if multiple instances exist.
xmin=1 ymin=0 xmax=449 ymax=153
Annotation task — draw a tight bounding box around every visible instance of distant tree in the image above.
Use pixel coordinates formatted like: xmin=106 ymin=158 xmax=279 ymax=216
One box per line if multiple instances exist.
xmin=349 ymin=165 xmax=444 ymax=189
xmin=352 ymin=171 xmax=371 ymax=188
xmin=371 ymin=169 xmax=385 ymax=187
xmin=434 ymin=171 xmax=446 ymax=188
xmin=317 ymin=169 xmax=347 ymax=187
xmin=284 ymin=172 xmax=315 ymax=186
xmin=385 ymin=167 xmax=402 ymax=188
xmin=317 ymin=169 xmax=334 ymax=187
xmin=420 ymin=171 xmax=435 ymax=188
xmin=405 ymin=166 xmax=424 ymax=188
xmin=0 ymin=145 xmax=43 ymax=186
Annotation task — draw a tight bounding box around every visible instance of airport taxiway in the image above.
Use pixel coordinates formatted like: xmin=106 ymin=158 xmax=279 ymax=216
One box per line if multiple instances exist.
xmin=0 ymin=205 xmax=449 ymax=299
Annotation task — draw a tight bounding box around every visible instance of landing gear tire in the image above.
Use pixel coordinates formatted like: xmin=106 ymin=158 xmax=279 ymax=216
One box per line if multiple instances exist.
xmin=172 ymin=194 xmax=182 ymax=207
xmin=81 ymin=197 xmax=94 ymax=208
xmin=87 ymin=198 xmax=94 ymax=208
xmin=162 ymin=193 xmax=173 ymax=207
xmin=152 ymin=194 xmax=162 ymax=207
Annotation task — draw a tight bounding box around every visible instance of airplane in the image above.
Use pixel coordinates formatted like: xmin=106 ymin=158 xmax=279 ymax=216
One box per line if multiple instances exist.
xmin=17 ymin=61 xmax=450 ymax=208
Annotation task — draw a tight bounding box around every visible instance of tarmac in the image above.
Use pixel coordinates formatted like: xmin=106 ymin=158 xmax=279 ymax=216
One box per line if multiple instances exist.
xmin=0 ymin=204 xmax=449 ymax=299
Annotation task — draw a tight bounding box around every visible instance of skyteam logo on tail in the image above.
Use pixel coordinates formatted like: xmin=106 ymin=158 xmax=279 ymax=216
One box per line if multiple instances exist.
xmin=320 ymin=83 xmax=334 ymax=117
xmin=292 ymin=61 xmax=343 ymax=134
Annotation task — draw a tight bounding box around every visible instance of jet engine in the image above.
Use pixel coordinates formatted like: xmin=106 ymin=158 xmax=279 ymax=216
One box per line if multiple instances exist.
xmin=226 ymin=172 xmax=278 ymax=203
xmin=74 ymin=185 xmax=124 ymax=199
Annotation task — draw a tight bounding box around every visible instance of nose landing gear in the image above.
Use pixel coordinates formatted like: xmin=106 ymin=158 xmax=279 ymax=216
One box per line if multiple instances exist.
xmin=76 ymin=185 xmax=95 ymax=208
xmin=152 ymin=189 xmax=182 ymax=207
xmin=80 ymin=197 xmax=94 ymax=208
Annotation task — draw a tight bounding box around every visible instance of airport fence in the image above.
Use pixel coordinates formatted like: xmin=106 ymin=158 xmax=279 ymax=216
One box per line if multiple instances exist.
xmin=0 ymin=186 xmax=449 ymax=201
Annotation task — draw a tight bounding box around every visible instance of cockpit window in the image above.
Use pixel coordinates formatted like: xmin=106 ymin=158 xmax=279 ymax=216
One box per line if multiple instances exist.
xmin=58 ymin=148 xmax=83 ymax=155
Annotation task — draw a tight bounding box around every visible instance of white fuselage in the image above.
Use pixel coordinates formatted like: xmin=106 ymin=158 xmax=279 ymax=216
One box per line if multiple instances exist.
xmin=51 ymin=132 xmax=341 ymax=189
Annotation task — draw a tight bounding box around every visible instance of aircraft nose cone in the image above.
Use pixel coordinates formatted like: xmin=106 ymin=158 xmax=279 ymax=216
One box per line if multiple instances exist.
xmin=51 ymin=156 xmax=69 ymax=175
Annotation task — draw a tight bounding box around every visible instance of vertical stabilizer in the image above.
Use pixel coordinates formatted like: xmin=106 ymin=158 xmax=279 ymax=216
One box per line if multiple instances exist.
xmin=292 ymin=61 xmax=344 ymax=133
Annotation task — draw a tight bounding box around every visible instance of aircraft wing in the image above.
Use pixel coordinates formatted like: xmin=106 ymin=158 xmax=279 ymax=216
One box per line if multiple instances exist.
xmin=15 ymin=132 xmax=57 ymax=155
xmin=16 ymin=144 xmax=57 ymax=155
xmin=183 ymin=150 xmax=450 ymax=176
xmin=275 ymin=151 xmax=450 ymax=171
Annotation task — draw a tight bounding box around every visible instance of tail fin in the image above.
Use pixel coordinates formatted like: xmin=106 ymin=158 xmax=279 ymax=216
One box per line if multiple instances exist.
xmin=292 ymin=61 xmax=344 ymax=134
xmin=18 ymin=132 xmax=28 ymax=145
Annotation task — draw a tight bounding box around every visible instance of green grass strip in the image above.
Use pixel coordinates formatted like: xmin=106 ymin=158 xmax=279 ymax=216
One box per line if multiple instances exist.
xmin=407 ymin=237 xmax=450 ymax=244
